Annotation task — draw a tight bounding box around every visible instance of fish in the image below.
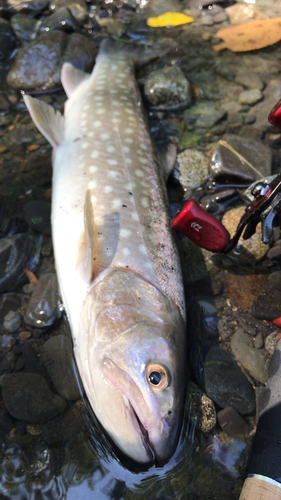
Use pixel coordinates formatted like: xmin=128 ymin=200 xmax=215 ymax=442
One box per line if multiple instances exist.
xmin=23 ymin=39 xmax=187 ymax=464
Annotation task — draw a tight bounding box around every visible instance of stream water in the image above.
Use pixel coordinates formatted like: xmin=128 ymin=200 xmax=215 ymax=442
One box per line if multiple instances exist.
xmin=1 ymin=0 xmax=281 ymax=498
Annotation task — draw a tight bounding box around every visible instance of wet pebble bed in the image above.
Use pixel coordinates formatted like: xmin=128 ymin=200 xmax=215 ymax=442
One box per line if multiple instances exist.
xmin=1 ymin=0 xmax=281 ymax=498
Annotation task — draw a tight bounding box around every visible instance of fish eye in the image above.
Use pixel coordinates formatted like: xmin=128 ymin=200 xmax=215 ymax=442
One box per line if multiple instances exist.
xmin=147 ymin=364 xmax=169 ymax=390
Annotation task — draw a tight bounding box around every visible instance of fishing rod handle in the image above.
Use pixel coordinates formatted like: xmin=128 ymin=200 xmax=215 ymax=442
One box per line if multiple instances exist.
xmin=239 ymin=475 xmax=281 ymax=499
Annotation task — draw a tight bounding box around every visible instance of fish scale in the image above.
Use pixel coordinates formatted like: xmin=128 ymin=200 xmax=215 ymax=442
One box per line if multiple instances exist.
xmin=24 ymin=39 xmax=187 ymax=464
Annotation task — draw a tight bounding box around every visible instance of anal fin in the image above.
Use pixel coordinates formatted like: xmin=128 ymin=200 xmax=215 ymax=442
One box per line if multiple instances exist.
xmin=23 ymin=94 xmax=65 ymax=148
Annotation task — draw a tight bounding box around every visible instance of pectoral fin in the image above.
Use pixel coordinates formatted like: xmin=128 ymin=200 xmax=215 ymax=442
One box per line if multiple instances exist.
xmin=23 ymin=94 xmax=65 ymax=148
xmin=84 ymin=189 xmax=97 ymax=282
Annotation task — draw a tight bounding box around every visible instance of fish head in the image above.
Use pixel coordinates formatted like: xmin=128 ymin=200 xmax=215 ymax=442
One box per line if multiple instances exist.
xmin=78 ymin=270 xmax=187 ymax=464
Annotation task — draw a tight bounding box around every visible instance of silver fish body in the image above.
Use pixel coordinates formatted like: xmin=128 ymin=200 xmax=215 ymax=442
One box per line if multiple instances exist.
xmin=24 ymin=40 xmax=187 ymax=463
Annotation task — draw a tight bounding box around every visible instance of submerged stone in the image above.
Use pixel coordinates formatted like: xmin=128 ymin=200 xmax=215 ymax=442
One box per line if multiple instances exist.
xmin=3 ymin=311 xmax=21 ymax=332
xmin=144 ymin=66 xmax=191 ymax=110
xmin=204 ymin=346 xmax=255 ymax=415
xmin=24 ymin=272 xmax=61 ymax=328
xmin=184 ymin=102 xmax=227 ymax=129
xmin=230 ymin=328 xmax=268 ymax=384
xmin=217 ymin=407 xmax=249 ymax=437
xmin=40 ymin=333 xmax=81 ymax=401
xmin=209 ymin=133 xmax=272 ymax=187
xmin=0 ymin=18 xmax=15 ymax=60
xmin=23 ymin=200 xmax=51 ymax=235
xmin=0 ymin=234 xmax=42 ymax=294
xmin=238 ymin=89 xmax=263 ymax=106
xmin=187 ymin=381 xmax=216 ymax=433
xmin=40 ymin=7 xmax=79 ymax=32
xmin=0 ymin=372 xmax=67 ymax=423
xmin=11 ymin=13 xmax=40 ymax=44
xmin=173 ymin=148 xmax=209 ymax=191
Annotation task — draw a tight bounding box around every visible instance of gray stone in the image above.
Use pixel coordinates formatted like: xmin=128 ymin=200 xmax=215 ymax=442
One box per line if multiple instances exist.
xmin=173 ymin=149 xmax=209 ymax=191
xmin=49 ymin=0 xmax=88 ymax=21
xmin=3 ymin=311 xmax=21 ymax=332
xmin=217 ymin=407 xmax=249 ymax=437
xmin=0 ymin=18 xmax=15 ymax=60
xmin=254 ymin=333 xmax=264 ymax=349
xmin=0 ymin=234 xmax=42 ymax=294
xmin=24 ymin=272 xmax=61 ymax=328
xmin=0 ymin=373 xmax=67 ymax=423
xmin=144 ymin=66 xmax=191 ymax=110
xmin=11 ymin=13 xmax=40 ymax=44
xmin=7 ymin=31 xmax=97 ymax=91
xmin=204 ymin=346 xmax=255 ymax=415
xmin=238 ymin=89 xmax=263 ymax=106
xmin=40 ymin=7 xmax=79 ymax=32
xmin=7 ymin=0 xmax=48 ymax=12
xmin=235 ymin=71 xmax=264 ymax=90
xmin=187 ymin=381 xmax=216 ymax=433
xmin=184 ymin=102 xmax=227 ymax=129
xmin=249 ymin=79 xmax=281 ymax=132
xmin=265 ymin=331 xmax=279 ymax=356
xmin=230 ymin=328 xmax=268 ymax=384
xmin=40 ymin=334 xmax=81 ymax=401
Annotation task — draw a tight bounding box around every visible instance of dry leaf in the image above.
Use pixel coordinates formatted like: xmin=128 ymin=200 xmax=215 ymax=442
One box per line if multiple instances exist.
xmin=213 ymin=16 xmax=281 ymax=52
xmin=147 ymin=12 xmax=194 ymax=28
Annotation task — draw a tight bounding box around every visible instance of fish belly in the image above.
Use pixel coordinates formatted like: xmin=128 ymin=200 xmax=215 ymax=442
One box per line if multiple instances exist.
xmin=51 ymin=51 xmax=185 ymax=351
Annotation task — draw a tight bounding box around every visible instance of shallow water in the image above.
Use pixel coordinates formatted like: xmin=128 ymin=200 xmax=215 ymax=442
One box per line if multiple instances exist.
xmin=2 ymin=1 xmax=281 ymax=498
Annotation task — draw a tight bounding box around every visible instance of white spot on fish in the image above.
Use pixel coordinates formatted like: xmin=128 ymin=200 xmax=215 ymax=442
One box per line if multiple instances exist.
xmin=93 ymin=121 xmax=102 ymax=127
xmin=101 ymin=133 xmax=110 ymax=140
xmin=108 ymin=171 xmax=118 ymax=178
xmin=126 ymin=158 xmax=133 ymax=165
xmin=121 ymin=96 xmax=128 ymax=101
xmin=125 ymin=109 xmax=134 ymax=114
xmin=88 ymin=180 xmax=97 ymax=189
xmin=125 ymin=128 xmax=133 ymax=134
xmin=88 ymin=131 xmax=94 ymax=137
xmin=135 ymin=169 xmax=144 ymax=177
xmin=91 ymin=150 xmax=99 ymax=158
xmin=104 ymin=185 xmax=113 ymax=193
xmin=91 ymin=195 xmax=96 ymax=203
xmin=78 ymin=155 xmax=84 ymax=161
xmin=112 ymin=199 xmax=122 ymax=209
xmin=123 ymin=146 xmax=130 ymax=153
xmin=110 ymin=89 xmax=117 ymax=94
xmin=139 ymin=158 xmax=147 ymax=164
xmin=81 ymin=113 xmax=87 ymax=118
xmin=112 ymin=64 xmax=117 ymax=70
xmin=78 ymin=162 xmax=85 ymax=170
xmin=97 ymin=108 xmax=105 ymax=115
xmin=82 ymin=142 xmax=89 ymax=149
xmin=107 ymin=159 xmax=117 ymax=165
xmin=141 ymin=197 xmax=149 ymax=208
xmin=107 ymin=146 xmax=115 ymax=153
xmin=94 ymin=96 xmax=103 ymax=101
xmin=122 ymin=248 xmax=130 ymax=256
xmin=89 ymin=165 xmax=97 ymax=173
xmin=131 ymin=212 xmax=138 ymax=221
xmin=120 ymin=229 xmax=131 ymax=238
xmin=84 ymin=104 xmax=90 ymax=109
xmin=145 ymin=262 xmax=153 ymax=269
xmin=139 ymin=244 xmax=146 ymax=253
xmin=124 ymin=138 xmax=133 ymax=144
xmin=81 ymin=119 xmax=87 ymax=126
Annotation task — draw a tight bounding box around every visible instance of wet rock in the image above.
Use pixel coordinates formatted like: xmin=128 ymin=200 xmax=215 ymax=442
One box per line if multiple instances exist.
xmin=184 ymin=102 xmax=226 ymax=129
xmin=217 ymin=407 xmax=249 ymax=437
xmin=144 ymin=66 xmax=191 ymax=110
xmin=0 ymin=18 xmax=15 ymax=60
xmin=267 ymin=241 xmax=281 ymax=262
xmin=0 ymin=234 xmax=42 ymax=294
xmin=235 ymin=71 xmax=264 ymax=91
xmin=210 ymin=134 xmax=272 ymax=188
xmin=201 ymin=4 xmax=228 ymax=24
xmin=24 ymin=272 xmax=61 ymax=328
xmin=268 ymin=270 xmax=281 ymax=292
xmin=204 ymin=346 xmax=256 ymax=415
xmin=49 ymin=0 xmax=88 ymax=21
xmin=252 ymin=308 xmax=281 ymax=321
xmin=222 ymin=207 xmax=268 ymax=261
xmin=0 ymin=293 xmax=24 ymax=333
xmin=7 ymin=31 xmax=97 ymax=91
xmin=194 ymin=299 xmax=219 ymax=342
xmin=40 ymin=7 xmax=79 ymax=32
xmin=200 ymin=189 xmax=237 ymax=215
xmin=62 ymin=399 xmax=86 ymax=442
xmin=172 ymin=149 xmax=209 ymax=191
xmin=22 ymin=200 xmax=51 ymax=236
xmin=225 ymin=3 xmax=260 ymax=24
xmin=11 ymin=13 xmax=40 ymax=44
xmin=3 ymin=311 xmax=21 ymax=332
xmin=226 ymin=273 xmax=268 ymax=310
xmin=238 ymin=89 xmax=263 ymax=106
xmin=187 ymin=381 xmax=216 ymax=433
xmin=230 ymin=328 xmax=268 ymax=384
xmin=0 ymin=373 xmax=67 ymax=423
xmin=254 ymin=332 xmax=263 ymax=349
xmin=265 ymin=331 xmax=279 ymax=356
xmin=5 ymin=124 xmax=37 ymax=156
xmin=249 ymin=79 xmax=281 ymax=132
xmin=7 ymin=0 xmax=49 ymax=12
xmin=40 ymin=334 xmax=81 ymax=401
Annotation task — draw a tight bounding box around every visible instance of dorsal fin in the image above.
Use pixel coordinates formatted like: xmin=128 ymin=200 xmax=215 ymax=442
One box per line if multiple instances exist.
xmin=61 ymin=63 xmax=90 ymax=98
xmin=84 ymin=189 xmax=97 ymax=282
xmin=23 ymin=94 xmax=65 ymax=148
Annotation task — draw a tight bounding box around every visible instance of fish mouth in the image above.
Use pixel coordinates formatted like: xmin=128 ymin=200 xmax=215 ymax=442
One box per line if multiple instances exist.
xmin=103 ymin=358 xmax=159 ymax=462
xmin=127 ymin=399 xmax=154 ymax=462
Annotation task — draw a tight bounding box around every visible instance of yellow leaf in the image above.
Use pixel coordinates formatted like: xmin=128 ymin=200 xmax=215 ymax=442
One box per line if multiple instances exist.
xmin=213 ymin=16 xmax=281 ymax=52
xmin=147 ymin=12 xmax=194 ymax=28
